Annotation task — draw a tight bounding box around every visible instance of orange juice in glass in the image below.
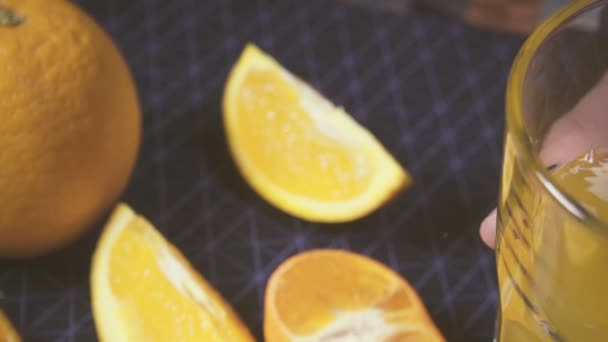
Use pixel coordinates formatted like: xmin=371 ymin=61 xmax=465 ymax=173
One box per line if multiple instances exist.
xmin=496 ymin=1 xmax=608 ymax=341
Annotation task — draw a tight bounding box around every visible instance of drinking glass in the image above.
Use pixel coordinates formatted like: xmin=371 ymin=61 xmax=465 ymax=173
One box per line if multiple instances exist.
xmin=496 ymin=1 xmax=608 ymax=341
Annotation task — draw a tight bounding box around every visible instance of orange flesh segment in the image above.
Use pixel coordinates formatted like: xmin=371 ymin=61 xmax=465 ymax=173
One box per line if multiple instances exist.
xmin=275 ymin=254 xmax=407 ymax=334
xmin=224 ymin=44 xmax=410 ymax=223
xmin=94 ymin=205 xmax=254 ymax=342
xmin=108 ymin=218 xmax=218 ymax=340
xmin=235 ymin=69 xmax=373 ymax=201
xmin=266 ymin=250 xmax=444 ymax=341
xmin=0 ymin=310 xmax=21 ymax=342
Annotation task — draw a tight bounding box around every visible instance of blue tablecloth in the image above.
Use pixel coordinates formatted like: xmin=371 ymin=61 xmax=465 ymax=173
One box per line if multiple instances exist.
xmin=0 ymin=0 xmax=524 ymax=340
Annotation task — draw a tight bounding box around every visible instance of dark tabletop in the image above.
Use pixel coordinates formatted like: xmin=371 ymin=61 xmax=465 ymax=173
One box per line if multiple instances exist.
xmin=0 ymin=0 xmax=524 ymax=341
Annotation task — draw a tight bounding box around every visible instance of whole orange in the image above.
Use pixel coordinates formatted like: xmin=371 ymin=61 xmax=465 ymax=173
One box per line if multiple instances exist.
xmin=0 ymin=0 xmax=141 ymax=258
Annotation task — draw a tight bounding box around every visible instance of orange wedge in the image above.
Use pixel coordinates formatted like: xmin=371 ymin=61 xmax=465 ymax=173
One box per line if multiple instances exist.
xmin=264 ymin=249 xmax=445 ymax=341
xmin=223 ymin=44 xmax=410 ymax=223
xmin=0 ymin=309 xmax=21 ymax=342
xmin=90 ymin=204 xmax=255 ymax=342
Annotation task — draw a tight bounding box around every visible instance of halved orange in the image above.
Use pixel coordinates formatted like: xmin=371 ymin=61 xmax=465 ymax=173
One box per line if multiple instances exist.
xmin=223 ymin=44 xmax=410 ymax=223
xmin=90 ymin=204 xmax=255 ymax=342
xmin=0 ymin=309 xmax=21 ymax=342
xmin=264 ymin=249 xmax=444 ymax=341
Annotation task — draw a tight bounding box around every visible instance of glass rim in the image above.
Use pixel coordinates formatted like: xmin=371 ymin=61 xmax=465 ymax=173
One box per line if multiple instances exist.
xmin=506 ymin=0 xmax=608 ymax=231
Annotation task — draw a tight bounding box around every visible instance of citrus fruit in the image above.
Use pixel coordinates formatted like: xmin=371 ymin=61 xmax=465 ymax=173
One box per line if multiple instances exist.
xmin=0 ymin=0 xmax=141 ymax=258
xmin=264 ymin=249 xmax=444 ymax=341
xmin=91 ymin=204 xmax=255 ymax=342
xmin=0 ymin=309 xmax=21 ymax=342
xmin=223 ymin=44 xmax=410 ymax=223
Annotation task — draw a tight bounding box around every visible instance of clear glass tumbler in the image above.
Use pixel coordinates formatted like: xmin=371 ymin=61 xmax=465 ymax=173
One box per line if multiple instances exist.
xmin=496 ymin=1 xmax=608 ymax=341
